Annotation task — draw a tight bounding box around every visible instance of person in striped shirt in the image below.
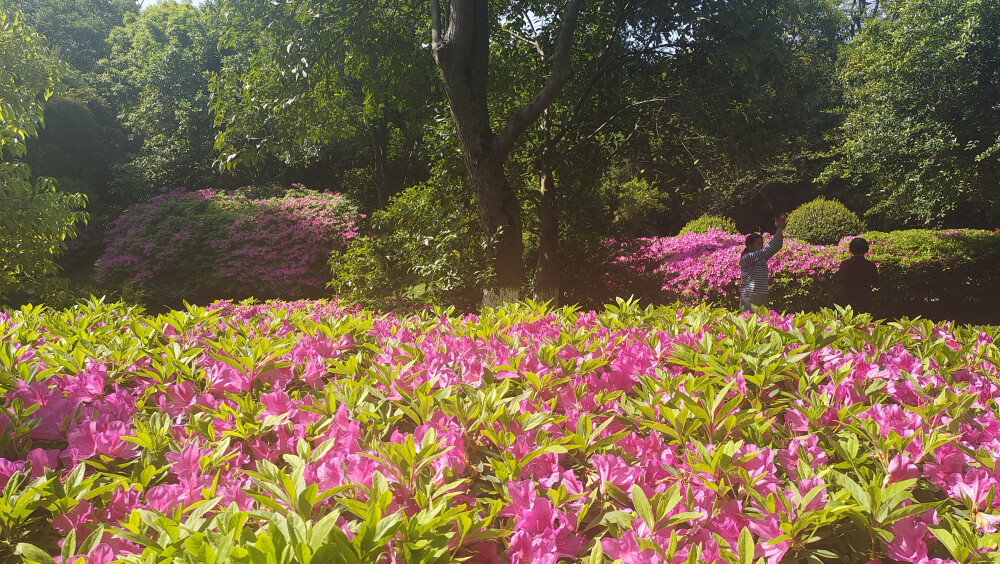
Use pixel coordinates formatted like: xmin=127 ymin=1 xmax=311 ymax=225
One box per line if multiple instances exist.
xmin=739 ymin=213 xmax=787 ymax=312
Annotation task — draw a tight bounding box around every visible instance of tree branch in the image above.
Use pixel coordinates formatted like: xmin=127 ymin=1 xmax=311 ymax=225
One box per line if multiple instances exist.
xmin=430 ymin=0 xmax=442 ymax=45
xmin=553 ymin=97 xmax=671 ymax=168
xmin=493 ymin=0 xmax=583 ymax=160
xmin=502 ymin=27 xmax=543 ymax=57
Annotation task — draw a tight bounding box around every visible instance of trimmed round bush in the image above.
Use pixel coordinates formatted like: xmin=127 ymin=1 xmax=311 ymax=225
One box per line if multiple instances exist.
xmin=785 ymin=197 xmax=865 ymax=245
xmin=678 ymin=214 xmax=738 ymax=235
xmin=96 ymin=187 xmax=361 ymax=304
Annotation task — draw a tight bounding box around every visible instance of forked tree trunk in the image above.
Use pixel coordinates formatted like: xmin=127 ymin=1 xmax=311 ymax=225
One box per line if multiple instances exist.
xmin=430 ymin=0 xmax=581 ymax=307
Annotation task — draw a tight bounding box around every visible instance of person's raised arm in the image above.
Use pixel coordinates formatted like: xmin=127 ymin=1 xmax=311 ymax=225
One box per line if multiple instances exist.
xmin=774 ymin=213 xmax=787 ymax=239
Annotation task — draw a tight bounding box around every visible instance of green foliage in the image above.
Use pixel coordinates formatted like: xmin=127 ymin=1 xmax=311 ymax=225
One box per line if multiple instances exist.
xmin=4 ymin=0 xmax=139 ymax=74
xmin=821 ymin=0 xmax=1000 ymax=227
xmin=96 ymin=1 xmax=221 ymax=193
xmin=861 ymin=229 xmax=1000 ymax=306
xmin=678 ymin=214 xmax=738 ymax=235
xmin=210 ymin=0 xmax=438 ymax=208
xmin=786 ymin=197 xmax=865 ymax=245
xmin=601 ymin=176 xmax=670 ymax=237
xmin=0 ymin=10 xmax=88 ymax=305
xmin=328 ymin=182 xmax=492 ymax=311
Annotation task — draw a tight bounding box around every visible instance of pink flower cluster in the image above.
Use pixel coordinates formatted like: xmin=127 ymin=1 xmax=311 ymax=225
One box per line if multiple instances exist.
xmin=209 ymin=192 xmax=361 ymax=295
xmin=620 ymin=229 xmax=844 ymax=302
xmin=95 ymin=188 xmax=362 ymax=300
xmin=1 ymin=299 xmax=998 ymax=562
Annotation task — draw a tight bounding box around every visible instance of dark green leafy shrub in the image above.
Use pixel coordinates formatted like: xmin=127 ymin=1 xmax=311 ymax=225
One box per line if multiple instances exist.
xmin=859 ymin=229 xmax=1000 ymax=307
xmin=678 ymin=214 xmax=738 ymax=235
xmin=786 ymin=197 xmax=865 ymax=245
xmin=328 ymin=182 xmax=491 ymax=311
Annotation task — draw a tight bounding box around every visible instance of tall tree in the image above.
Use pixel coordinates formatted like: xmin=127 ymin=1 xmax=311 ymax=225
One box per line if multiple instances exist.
xmin=4 ymin=0 xmax=139 ymax=73
xmin=430 ymin=0 xmax=582 ymax=305
xmin=821 ymin=0 xmax=1000 ymax=227
xmin=97 ymin=0 xmax=221 ymax=194
xmin=507 ymin=0 xmax=845 ymax=300
xmin=0 ymin=9 xmax=88 ymax=302
xmin=211 ymin=0 xmax=438 ymax=209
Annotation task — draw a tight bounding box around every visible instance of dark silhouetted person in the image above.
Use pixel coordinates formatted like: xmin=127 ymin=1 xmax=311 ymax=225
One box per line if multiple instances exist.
xmin=739 ymin=214 xmax=787 ymax=312
xmin=836 ymin=237 xmax=879 ymax=312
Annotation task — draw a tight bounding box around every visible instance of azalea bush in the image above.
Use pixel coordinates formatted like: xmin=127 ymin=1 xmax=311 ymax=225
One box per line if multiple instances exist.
xmin=620 ymin=228 xmax=1000 ymax=313
xmin=0 ymin=297 xmax=999 ymax=563
xmin=95 ymin=187 xmax=361 ymax=305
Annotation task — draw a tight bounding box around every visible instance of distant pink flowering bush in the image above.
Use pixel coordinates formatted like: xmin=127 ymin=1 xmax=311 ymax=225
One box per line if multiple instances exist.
xmin=618 ymin=228 xmax=1000 ymax=312
xmin=95 ymin=187 xmax=361 ymax=304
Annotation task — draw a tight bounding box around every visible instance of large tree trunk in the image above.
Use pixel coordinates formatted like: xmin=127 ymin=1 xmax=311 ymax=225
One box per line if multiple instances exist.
xmin=432 ymin=0 xmax=521 ymax=305
xmin=470 ymin=158 xmax=523 ymax=307
xmin=430 ymin=0 xmax=581 ymax=306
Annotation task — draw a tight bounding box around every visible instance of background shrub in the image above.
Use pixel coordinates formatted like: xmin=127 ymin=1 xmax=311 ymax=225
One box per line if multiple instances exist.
xmin=617 ymin=228 xmax=1000 ymax=320
xmin=96 ymin=186 xmax=360 ymax=306
xmin=678 ymin=214 xmax=738 ymax=235
xmin=859 ymin=229 xmax=1000 ymax=307
xmin=786 ymin=197 xmax=865 ymax=245
xmin=328 ymin=182 xmax=491 ymax=311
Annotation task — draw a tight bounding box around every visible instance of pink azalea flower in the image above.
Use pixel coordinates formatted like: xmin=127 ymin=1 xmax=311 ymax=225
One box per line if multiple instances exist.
xmin=886 ymin=515 xmax=930 ymax=562
xmin=52 ymin=499 xmax=94 ymax=539
xmin=507 ymin=496 xmax=583 ymax=563
xmin=884 ymin=454 xmax=921 ymax=486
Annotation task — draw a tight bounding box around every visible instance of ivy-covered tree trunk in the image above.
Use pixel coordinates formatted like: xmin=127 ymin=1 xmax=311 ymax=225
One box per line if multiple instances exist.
xmin=430 ymin=0 xmax=581 ymax=306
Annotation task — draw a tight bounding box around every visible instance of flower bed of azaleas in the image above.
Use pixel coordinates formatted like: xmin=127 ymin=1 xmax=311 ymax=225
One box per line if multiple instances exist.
xmin=619 ymin=229 xmax=1000 ymax=314
xmin=95 ymin=188 xmax=361 ymax=305
xmin=1 ymin=298 xmax=999 ymax=563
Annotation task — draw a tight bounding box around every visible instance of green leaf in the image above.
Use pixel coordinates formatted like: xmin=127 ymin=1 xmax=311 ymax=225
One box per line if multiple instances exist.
xmin=835 ymin=472 xmax=871 ymax=508
xmin=738 ymin=527 xmax=754 ymax=564
xmin=631 ymin=485 xmax=656 ymax=529
xmin=16 ymin=543 xmax=56 ymax=564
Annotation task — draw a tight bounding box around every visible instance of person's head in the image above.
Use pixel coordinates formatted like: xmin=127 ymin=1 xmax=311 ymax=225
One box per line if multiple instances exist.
xmin=744 ymin=233 xmax=764 ymax=254
xmin=849 ymin=237 xmax=870 ymax=256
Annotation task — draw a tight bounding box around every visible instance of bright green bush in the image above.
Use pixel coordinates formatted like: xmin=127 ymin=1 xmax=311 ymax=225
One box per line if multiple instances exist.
xmin=678 ymin=214 xmax=738 ymax=235
xmin=785 ymin=197 xmax=865 ymax=245
xmin=328 ymin=182 xmax=491 ymax=311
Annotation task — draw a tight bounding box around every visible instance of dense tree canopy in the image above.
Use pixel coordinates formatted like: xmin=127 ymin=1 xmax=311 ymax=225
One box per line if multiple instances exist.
xmin=4 ymin=0 xmax=1000 ymax=306
xmin=822 ymin=0 xmax=1000 ymax=227
xmin=97 ymin=0 xmax=221 ymax=192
